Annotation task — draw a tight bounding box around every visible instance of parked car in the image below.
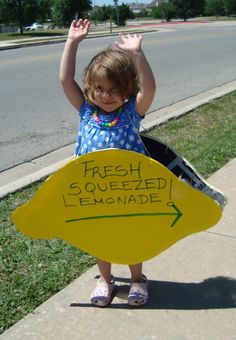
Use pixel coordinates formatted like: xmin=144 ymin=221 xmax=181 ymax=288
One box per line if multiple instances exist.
xmin=24 ymin=22 xmax=43 ymax=31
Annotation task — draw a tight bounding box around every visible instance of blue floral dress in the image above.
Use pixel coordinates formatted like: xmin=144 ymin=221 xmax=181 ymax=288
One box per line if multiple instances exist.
xmin=74 ymin=96 xmax=146 ymax=156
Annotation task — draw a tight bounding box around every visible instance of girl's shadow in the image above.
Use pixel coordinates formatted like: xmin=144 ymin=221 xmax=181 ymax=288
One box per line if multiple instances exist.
xmin=71 ymin=276 xmax=236 ymax=309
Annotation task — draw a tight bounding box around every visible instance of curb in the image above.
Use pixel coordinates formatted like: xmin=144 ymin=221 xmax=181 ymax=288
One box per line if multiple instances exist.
xmin=0 ymin=80 xmax=236 ymax=199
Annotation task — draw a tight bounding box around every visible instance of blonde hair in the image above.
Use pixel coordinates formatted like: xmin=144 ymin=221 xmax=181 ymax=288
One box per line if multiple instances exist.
xmin=82 ymin=48 xmax=140 ymax=105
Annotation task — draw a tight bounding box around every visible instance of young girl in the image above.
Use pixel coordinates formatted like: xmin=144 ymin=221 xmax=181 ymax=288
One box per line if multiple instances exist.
xmin=60 ymin=19 xmax=156 ymax=307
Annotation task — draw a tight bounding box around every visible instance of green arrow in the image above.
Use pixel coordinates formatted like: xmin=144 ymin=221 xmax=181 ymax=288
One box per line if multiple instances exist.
xmin=167 ymin=201 xmax=183 ymax=227
xmin=65 ymin=201 xmax=182 ymax=227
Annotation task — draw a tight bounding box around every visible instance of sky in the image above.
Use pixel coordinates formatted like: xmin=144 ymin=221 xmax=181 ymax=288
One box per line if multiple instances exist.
xmin=93 ymin=0 xmax=152 ymax=6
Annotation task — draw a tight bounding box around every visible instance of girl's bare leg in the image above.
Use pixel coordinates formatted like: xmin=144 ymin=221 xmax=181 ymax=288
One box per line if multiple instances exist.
xmin=129 ymin=263 xmax=143 ymax=282
xmin=91 ymin=259 xmax=114 ymax=307
xmin=96 ymin=258 xmax=113 ymax=282
xmin=128 ymin=263 xmax=149 ymax=306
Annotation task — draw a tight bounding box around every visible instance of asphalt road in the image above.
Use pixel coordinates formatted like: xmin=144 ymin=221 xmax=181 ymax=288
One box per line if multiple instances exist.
xmin=0 ymin=21 xmax=236 ymax=172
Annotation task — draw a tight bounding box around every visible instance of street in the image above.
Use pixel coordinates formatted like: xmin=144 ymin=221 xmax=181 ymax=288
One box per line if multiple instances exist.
xmin=0 ymin=21 xmax=236 ymax=172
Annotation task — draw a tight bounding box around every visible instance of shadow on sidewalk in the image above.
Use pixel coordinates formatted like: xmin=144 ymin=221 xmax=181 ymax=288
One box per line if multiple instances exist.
xmin=71 ymin=276 xmax=236 ymax=310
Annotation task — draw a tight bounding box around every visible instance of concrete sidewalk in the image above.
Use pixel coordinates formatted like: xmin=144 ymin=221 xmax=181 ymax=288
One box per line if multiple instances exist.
xmin=2 ymin=157 xmax=236 ymax=339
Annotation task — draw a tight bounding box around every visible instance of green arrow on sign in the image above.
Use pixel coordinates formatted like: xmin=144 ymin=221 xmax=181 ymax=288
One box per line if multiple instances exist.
xmin=65 ymin=201 xmax=182 ymax=228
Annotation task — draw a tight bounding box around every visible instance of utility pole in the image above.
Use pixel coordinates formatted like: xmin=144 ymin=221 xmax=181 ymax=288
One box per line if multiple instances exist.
xmin=113 ymin=0 xmax=119 ymax=27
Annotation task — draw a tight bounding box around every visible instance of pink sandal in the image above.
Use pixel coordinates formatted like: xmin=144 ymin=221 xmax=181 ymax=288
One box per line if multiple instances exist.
xmin=90 ymin=277 xmax=116 ymax=307
xmin=128 ymin=275 xmax=149 ymax=306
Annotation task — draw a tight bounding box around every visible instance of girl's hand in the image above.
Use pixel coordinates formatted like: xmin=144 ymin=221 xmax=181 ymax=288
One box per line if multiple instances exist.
xmin=67 ymin=19 xmax=90 ymax=43
xmin=115 ymin=33 xmax=143 ymax=54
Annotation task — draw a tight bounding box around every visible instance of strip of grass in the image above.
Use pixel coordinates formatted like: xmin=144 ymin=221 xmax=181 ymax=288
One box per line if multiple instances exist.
xmin=0 ymin=91 xmax=236 ymax=333
xmin=0 ymin=30 xmax=67 ymax=41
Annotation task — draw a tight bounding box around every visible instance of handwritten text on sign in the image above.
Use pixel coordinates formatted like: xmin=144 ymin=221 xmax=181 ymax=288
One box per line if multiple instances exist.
xmin=63 ymin=160 xmax=180 ymax=225
xmin=61 ymin=157 xmax=182 ymax=228
xmin=62 ymin=159 xmax=172 ymax=207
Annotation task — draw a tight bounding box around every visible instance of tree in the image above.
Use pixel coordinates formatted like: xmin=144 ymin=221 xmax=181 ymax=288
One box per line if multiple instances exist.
xmin=52 ymin=0 xmax=92 ymax=27
xmin=223 ymin=0 xmax=236 ymax=16
xmin=170 ymin=0 xmax=205 ymax=21
xmin=0 ymin=0 xmax=52 ymax=33
xmin=112 ymin=3 xmax=134 ymax=27
xmin=89 ymin=5 xmax=112 ymax=23
xmin=205 ymin=0 xmax=225 ymax=18
xmin=134 ymin=8 xmax=149 ymax=18
xmin=37 ymin=0 xmax=53 ymax=22
xmin=152 ymin=2 xmax=175 ymax=21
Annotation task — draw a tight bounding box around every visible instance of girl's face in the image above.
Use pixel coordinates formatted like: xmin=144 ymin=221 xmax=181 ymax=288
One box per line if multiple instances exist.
xmin=93 ymin=77 xmax=124 ymax=113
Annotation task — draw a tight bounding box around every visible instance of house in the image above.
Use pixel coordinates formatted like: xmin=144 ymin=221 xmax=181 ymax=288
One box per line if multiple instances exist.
xmin=129 ymin=1 xmax=162 ymax=13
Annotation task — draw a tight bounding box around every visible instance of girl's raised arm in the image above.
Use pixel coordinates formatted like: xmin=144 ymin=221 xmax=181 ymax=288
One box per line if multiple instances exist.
xmin=115 ymin=33 xmax=156 ymax=116
xmin=59 ymin=19 xmax=90 ymax=110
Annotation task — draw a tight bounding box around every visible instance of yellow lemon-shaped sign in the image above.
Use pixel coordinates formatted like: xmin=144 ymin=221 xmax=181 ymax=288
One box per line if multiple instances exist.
xmin=12 ymin=149 xmax=222 ymax=264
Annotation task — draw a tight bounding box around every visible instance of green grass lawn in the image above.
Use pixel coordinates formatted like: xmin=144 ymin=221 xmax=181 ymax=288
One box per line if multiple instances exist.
xmin=0 ymin=91 xmax=236 ymax=334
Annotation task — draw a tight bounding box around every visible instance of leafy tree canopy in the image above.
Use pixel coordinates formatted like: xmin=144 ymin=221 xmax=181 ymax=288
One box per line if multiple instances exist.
xmin=52 ymin=0 xmax=92 ymax=27
xmin=152 ymin=2 xmax=175 ymax=21
xmin=89 ymin=5 xmax=112 ymax=23
xmin=0 ymin=0 xmax=53 ymax=32
xmin=205 ymin=0 xmax=236 ymax=17
xmin=89 ymin=3 xmax=133 ymax=27
xmin=205 ymin=0 xmax=225 ymax=17
xmin=170 ymin=0 xmax=205 ymax=20
xmin=0 ymin=0 xmax=92 ymax=32
xmin=112 ymin=3 xmax=134 ymax=26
